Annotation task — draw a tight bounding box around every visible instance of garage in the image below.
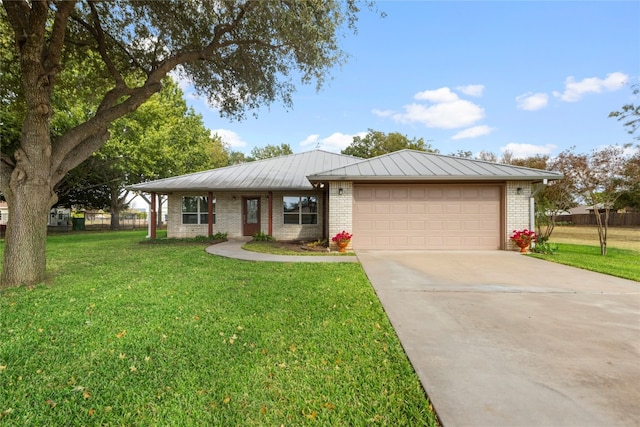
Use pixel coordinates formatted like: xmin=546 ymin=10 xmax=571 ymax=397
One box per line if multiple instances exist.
xmin=353 ymin=184 xmax=502 ymax=250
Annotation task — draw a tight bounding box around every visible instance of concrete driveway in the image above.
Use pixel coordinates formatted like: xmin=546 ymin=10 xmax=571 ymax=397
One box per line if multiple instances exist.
xmin=357 ymin=250 xmax=640 ymax=427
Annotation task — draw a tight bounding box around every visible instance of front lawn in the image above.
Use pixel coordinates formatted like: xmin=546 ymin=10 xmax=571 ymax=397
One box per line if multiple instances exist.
xmin=529 ymin=243 xmax=640 ymax=282
xmin=0 ymin=231 xmax=436 ymax=425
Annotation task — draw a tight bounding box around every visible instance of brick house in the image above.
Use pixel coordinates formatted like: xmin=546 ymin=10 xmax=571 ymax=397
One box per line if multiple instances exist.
xmin=128 ymin=149 xmax=562 ymax=251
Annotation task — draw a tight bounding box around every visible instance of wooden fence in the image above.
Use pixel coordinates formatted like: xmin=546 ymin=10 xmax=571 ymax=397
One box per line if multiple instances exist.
xmin=559 ymin=213 xmax=640 ymax=227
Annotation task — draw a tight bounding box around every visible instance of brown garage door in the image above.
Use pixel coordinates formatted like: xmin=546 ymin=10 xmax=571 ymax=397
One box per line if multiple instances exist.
xmin=353 ymin=184 xmax=502 ymax=250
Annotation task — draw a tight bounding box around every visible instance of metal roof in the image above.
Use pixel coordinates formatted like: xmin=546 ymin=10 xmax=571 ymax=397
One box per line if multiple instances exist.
xmin=127 ymin=150 xmax=363 ymax=192
xmin=307 ymin=150 xmax=564 ymax=182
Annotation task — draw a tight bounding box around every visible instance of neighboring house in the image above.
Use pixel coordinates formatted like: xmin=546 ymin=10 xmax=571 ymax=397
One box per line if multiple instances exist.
xmin=48 ymin=206 xmax=72 ymax=227
xmin=128 ymin=149 xmax=563 ymax=251
xmin=0 ymin=201 xmax=8 ymax=225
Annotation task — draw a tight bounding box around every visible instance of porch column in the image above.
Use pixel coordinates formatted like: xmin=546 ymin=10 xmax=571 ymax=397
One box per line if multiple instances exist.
xmin=208 ymin=191 xmax=214 ymax=237
xmin=268 ymin=191 xmax=273 ymax=236
xmin=150 ymin=192 xmax=157 ymax=239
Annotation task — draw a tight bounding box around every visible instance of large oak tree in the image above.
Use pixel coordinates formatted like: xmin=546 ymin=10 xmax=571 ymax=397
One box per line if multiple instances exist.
xmin=0 ymin=0 xmax=369 ymax=287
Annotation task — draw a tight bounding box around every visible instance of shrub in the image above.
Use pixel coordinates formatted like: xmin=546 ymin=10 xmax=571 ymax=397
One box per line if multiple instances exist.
xmin=531 ymin=242 xmax=559 ymax=255
xmin=252 ymin=231 xmax=275 ymax=241
xmin=307 ymin=239 xmax=328 ymax=248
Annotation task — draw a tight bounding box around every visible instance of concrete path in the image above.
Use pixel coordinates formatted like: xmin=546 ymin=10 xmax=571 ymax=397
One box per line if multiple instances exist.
xmin=358 ymin=250 xmax=640 ymax=427
xmin=205 ymin=238 xmax=359 ymax=263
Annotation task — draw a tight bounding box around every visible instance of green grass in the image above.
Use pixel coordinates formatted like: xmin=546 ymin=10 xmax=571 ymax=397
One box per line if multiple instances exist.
xmin=0 ymin=231 xmax=436 ymax=425
xmin=529 ymin=243 xmax=640 ymax=282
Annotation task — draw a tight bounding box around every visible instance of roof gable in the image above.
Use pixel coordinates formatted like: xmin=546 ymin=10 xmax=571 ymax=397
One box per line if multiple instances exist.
xmin=128 ymin=150 xmax=362 ymax=192
xmin=307 ymin=150 xmax=563 ymax=181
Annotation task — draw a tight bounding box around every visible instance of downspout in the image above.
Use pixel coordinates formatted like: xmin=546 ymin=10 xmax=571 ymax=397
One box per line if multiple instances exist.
xmin=268 ymin=191 xmax=273 ymax=236
xmin=529 ymin=179 xmax=548 ymax=246
xmin=208 ymin=191 xmax=214 ymax=237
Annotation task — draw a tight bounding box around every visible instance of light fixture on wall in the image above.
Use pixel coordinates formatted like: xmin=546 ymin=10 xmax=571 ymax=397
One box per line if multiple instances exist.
xmin=338 ymin=188 xmax=344 ymax=195
xmin=516 ymin=187 xmax=523 ymax=195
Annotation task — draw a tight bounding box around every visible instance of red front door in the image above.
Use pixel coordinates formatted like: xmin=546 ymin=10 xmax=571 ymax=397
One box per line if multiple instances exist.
xmin=242 ymin=197 xmax=261 ymax=236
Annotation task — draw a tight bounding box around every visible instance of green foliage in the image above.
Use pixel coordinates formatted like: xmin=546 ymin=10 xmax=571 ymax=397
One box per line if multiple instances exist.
xmin=252 ymin=231 xmax=275 ymax=242
xmin=250 ymin=144 xmax=293 ymax=160
xmin=56 ymin=77 xmax=220 ymax=211
xmin=140 ymin=232 xmax=227 ymax=245
xmin=341 ymin=129 xmax=438 ymax=158
xmin=0 ymin=231 xmax=436 ymax=425
xmin=530 ymin=242 xmax=559 ymax=255
xmin=211 ymin=231 xmax=228 ymax=241
xmin=1 ymin=0 xmax=373 ymax=285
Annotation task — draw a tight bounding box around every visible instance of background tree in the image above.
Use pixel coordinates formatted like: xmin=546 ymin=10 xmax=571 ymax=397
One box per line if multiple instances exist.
xmin=449 ymin=150 xmax=473 ymax=158
xmin=51 ymin=78 xmax=220 ymax=229
xmin=341 ymin=129 xmax=437 ymax=158
xmin=250 ymin=143 xmax=293 ymax=160
xmin=613 ymin=150 xmax=640 ymax=210
xmin=609 ymin=84 xmax=639 ymax=139
xmin=476 ymin=150 xmax=498 ymax=162
xmin=1 ymin=1 xmax=368 ymax=287
xmin=555 ymin=146 xmax=634 ymax=255
xmin=530 ymin=156 xmax=577 ymax=242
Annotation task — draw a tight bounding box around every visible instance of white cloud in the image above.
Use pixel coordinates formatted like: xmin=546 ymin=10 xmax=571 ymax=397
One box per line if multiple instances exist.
xmin=516 ymin=92 xmax=549 ymax=111
xmin=170 ymin=67 xmax=193 ymax=92
xmin=299 ymin=134 xmax=321 ymax=147
xmin=500 ymin=143 xmax=558 ymax=158
xmin=456 ymin=84 xmax=484 ymax=97
xmin=210 ymin=129 xmax=247 ymax=148
xmin=394 ymin=99 xmax=485 ymax=129
xmin=376 ymin=86 xmax=487 ymax=131
xmin=414 ymin=87 xmax=459 ymax=103
xmin=553 ymin=72 xmax=628 ymax=102
xmin=299 ymin=132 xmax=366 ymax=152
xmin=371 ymin=108 xmax=394 ymax=117
xmin=451 ymin=125 xmax=494 ymax=140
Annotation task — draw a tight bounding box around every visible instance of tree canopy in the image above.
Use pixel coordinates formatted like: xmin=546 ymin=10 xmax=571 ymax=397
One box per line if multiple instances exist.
xmin=250 ymin=143 xmax=294 ymax=160
xmin=0 ymin=0 xmax=371 ymax=286
xmin=341 ymin=129 xmax=438 ymax=158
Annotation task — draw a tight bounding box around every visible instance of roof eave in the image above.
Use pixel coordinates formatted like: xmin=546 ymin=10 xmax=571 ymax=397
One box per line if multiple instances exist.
xmin=126 ymin=185 xmax=317 ymax=193
xmin=307 ymin=174 xmax=563 ymax=182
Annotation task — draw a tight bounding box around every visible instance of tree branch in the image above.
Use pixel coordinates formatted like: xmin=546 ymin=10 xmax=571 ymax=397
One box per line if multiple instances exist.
xmin=52 ymin=132 xmax=110 ymax=187
xmin=44 ymin=1 xmax=77 ymax=78
xmin=51 ymin=0 xmax=259 ymax=182
xmin=87 ymin=1 xmax=127 ymax=89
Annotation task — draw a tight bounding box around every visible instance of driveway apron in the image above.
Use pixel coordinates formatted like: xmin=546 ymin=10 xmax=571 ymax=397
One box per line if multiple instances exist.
xmin=357 ymin=250 xmax=640 ymax=427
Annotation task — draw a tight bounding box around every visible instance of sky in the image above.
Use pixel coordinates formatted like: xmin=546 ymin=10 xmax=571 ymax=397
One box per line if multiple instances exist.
xmin=179 ymin=1 xmax=640 ymax=159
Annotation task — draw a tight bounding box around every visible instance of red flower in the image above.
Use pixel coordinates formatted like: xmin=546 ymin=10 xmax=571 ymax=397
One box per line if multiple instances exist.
xmin=509 ymin=229 xmax=537 ymax=246
xmin=332 ymin=230 xmax=353 ymax=244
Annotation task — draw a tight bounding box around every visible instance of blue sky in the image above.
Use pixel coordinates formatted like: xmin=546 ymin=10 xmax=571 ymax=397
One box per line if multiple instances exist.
xmin=182 ymin=1 xmax=639 ymax=159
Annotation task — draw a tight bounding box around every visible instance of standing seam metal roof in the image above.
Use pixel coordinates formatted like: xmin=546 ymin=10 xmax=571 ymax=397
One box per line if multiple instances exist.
xmin=307 ymin=149 xmax=564 ymax=181
xmin=126 ymin=150 xmax=364 ymax=192
xmin=127 ymin=149 xmax=563 ymax=193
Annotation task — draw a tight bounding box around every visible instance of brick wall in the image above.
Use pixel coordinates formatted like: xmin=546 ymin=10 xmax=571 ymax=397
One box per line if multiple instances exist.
xmin=327 ymin=181 xmax=353 ymax=251
xmin=505 ymin=181 xmax=532 ymax=251
xmin=167 ymin=191 xmax=323 ymax=241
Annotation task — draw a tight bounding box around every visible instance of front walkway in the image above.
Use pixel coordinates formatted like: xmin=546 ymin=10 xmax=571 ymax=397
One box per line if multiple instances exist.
xmin=205 ymin=238 xmax=359 ymax=263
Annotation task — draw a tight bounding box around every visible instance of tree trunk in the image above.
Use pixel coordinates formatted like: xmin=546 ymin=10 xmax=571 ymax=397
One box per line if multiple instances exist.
xmin=1 ymin=185 xmax=52 ymax=287
xmin=1 ymin=109 xmax=56 ymax=287
xmin=110 ymin=184 xmax=121 ymax=230
xmin=593 ymin=207 xmax=608 ymax=256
